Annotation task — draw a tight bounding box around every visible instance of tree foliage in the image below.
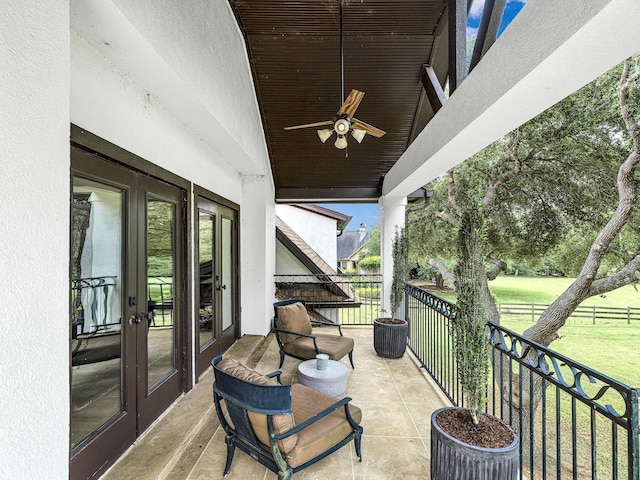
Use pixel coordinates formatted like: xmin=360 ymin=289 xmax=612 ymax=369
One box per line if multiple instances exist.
xmin=390 ymin=227 xmax=409 ymax=316
xmin=409 ymin=57 xmax=640 ymax=287
xmin=453 ymin=206 xmax=489 ymax=424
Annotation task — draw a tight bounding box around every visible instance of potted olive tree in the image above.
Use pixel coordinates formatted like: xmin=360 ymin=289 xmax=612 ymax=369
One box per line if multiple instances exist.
xmin=430 ymin=206 xmax=519 ymax=479
xmin=373 ymin=226 xmax=409 ymax=358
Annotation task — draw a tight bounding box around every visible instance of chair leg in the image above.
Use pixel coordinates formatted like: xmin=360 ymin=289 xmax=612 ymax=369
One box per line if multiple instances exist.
xmin=278 ymin=468 xmax=293 ymax=480
xmin=223 ymin=436 xmax=236 ymax=477
xmin=279 ymin=350 xmax=285 ymax=369
xmin=354 ymin=432 xmax=363 ymax=462
xmin=348 ymin=351 xmax=355 ymax=368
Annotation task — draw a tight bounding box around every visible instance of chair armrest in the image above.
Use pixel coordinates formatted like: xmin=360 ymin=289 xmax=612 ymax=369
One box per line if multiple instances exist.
xmin=310 ymin=320 xmax=345 ymax=336
xmin=266 ymin=370 xmax=283 ymax=383
xmin=273 ymin=328 xmax=320 ymax=352
xmin=270 ymin=396 xmax=359 ymax=439
xmin=273 ymin=328 xmax=317 ymax=339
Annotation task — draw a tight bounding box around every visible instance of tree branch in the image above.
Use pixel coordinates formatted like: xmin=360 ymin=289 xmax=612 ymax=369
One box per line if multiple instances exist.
xmin=485 ymin=255 xmax=507 ymax=280
xmin=427 ymin=258 xmax=456 ymax=288
xmin=482 ymin=145 xmax=544 ymax=206
xmin=447 ymin=169 xmax=462 ymax=213
xmin=588 ymin=254 xmax=640 ymax=297
xmin=435 ymin=210 xmax=460 ymax=227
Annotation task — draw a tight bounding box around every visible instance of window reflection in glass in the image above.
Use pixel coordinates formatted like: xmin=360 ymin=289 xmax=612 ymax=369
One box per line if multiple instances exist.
xmin=70 ymin=178 xmax=123 ymax=449
xmin=198 ymin=210 xmax=214 ymax=349
xmin=146 ymin=199 xmax=175 ymax=390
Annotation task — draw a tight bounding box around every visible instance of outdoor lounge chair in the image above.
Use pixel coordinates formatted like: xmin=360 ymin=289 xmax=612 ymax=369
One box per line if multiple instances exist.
xmin=211 ymin=355 xmax=363 ymax=480
xmin=273 ymin=299 xmax=355 ymax=368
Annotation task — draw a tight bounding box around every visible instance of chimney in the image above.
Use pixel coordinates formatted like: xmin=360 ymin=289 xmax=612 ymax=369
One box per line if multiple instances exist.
xmin=359 ymin=223 xmax=366 ymax=233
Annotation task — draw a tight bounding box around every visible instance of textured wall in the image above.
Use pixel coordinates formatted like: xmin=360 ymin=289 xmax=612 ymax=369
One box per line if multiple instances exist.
xmin=0 ymin=1 xmax=71 ymax=478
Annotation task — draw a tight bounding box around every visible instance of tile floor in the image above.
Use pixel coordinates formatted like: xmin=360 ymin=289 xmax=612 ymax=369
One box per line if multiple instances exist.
xmin=102 ymin=327 xmax=450 ymax=479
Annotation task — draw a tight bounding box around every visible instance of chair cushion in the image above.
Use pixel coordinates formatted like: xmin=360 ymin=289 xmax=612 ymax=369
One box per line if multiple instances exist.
xmin=216 ymin=358 xmax=298 ymax=454
xmin=276 ymin=302 xmax=313 ymax=344
xmin=285 ymin=383 xmax=362 ymax=468
xmin=283 ymin=333 xmax=354 ymax=361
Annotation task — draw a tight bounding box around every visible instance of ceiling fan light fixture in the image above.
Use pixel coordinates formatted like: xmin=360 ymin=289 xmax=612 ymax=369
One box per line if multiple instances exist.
xmin=335 ymin=135 xmax=348 ymax=149
xmin=317 ymin=129 xmax=333 ymax=143
xmin=351 ymin=128 xmax=366 ymax=143
xmin=334 ymin=118 xmax=350 ymax=135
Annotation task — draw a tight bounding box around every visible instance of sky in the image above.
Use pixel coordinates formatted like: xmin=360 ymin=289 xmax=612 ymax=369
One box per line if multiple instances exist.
xmin=319 ymin=0 xmax=528 ymax=233
xmin=319 ymin=203 xmax=380 ymax=232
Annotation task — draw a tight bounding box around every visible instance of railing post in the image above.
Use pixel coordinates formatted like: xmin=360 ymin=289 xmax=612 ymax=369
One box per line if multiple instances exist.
xmin=593 ymin=305 xmax=596 ymax=325
xmin=630 ymin=388 xmax=640 ymax=480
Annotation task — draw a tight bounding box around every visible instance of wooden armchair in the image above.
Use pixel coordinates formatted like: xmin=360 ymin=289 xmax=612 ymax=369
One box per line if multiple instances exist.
xmin=211 ymin=355 xmax=363 ymax=480
xmin=273 ymin=299 xmax=355 ymax=368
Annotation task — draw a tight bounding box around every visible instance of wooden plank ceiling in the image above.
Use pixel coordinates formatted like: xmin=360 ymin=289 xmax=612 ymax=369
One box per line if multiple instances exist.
xmin=228 ymin=0 xmax=449 ymax=202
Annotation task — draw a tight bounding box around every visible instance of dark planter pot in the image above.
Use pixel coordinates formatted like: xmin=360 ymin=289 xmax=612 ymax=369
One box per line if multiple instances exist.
xmin=373 ymin=318 xmax=408 ymax=358
xmin=431 ymin=407 xmax=519 ymax=480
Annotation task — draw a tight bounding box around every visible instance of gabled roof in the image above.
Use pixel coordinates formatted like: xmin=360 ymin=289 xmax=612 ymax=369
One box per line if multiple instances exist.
xmin=289 ymin=204 xmax=352 ymax=232
xmin=337 ymin=230 xmax=370 ymax=261
xmin=275 ymin=216 xmax=357 ymax=303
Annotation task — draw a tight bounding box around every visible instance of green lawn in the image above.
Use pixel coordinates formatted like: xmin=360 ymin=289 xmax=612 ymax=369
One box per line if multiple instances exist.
xmin=488 ymin=275 xmax=640 ymax=308
xmin=426 ymin=275 xmax=640 ymax=386
xmin=434 ymin=275 xmax=640 ymax=308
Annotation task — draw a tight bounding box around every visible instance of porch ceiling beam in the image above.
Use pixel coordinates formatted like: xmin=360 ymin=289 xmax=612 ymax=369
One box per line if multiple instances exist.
xmin=383 ymin=0 xmax=640 ymax=201
xmin=448 ymin=0 xmax=468 ymax=94
xmin=469 ymin=0 xmax=507 ymax=72
xmin=421 ymin=65 xmax=447 ymax=116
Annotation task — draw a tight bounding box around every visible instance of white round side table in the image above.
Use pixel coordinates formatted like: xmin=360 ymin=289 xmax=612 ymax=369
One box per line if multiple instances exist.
xmin=297 ymin=359 xmax=348 ymax=398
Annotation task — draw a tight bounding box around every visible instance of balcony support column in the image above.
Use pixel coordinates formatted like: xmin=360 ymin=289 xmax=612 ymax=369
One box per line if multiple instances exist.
xmin=379 ymin=195 xmax=407 ymax=316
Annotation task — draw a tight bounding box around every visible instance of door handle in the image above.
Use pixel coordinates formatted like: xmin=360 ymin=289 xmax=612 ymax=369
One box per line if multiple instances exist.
xmin=216 ymin=284 xmax=227 ymax=291
xmin=128 ymin=312 xmax=153 ymax=325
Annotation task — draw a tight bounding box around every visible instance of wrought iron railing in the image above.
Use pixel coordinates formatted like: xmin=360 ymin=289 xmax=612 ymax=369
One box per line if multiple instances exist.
xmin=71 ymin=276 xmax=120 ymax=336
xmin=405 ymin=283 xmax=640 ymax=480
xmin=147 ymin=276 xmax=174 ymax=327
xmin=274 ymin=274 xmax=382 ymax=325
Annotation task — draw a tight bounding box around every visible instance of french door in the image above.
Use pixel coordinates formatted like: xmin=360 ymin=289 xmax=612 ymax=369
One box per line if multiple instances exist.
xmin=195 ymin=195 xmax=238 ymax=376
xmin=70 ymin=147 xmax=185 ymax=479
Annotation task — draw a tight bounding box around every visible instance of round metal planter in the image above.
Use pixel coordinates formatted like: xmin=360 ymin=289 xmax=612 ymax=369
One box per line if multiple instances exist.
xmin=373 ymin=318 xmax=408 ymax=358
xmin=431 ymin=407 xmax=519 ymax=480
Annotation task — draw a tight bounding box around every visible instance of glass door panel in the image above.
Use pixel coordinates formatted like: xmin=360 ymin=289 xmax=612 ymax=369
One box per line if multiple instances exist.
xmin=221 ymin=216 xmax=233 ymax=331
xmin=146 ymin=198 xmax=176 ymax=390
xmin=70 ymin=178 xmax=124 ymax=449
xmin=198 ymin=210 xmax=215 ymax=350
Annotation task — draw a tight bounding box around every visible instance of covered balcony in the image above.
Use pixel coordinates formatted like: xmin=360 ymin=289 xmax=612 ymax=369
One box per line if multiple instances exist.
xmin=101 ymin=286 xmax=640 ymax=479
xmin=2 ymin=0 xmax=640 ymax=479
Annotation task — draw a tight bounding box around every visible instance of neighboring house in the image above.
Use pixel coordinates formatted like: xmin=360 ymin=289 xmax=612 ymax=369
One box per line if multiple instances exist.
xmin=275 ymin=204 xmax=351 ymax=271
xmin=337 ymin=224 xmax=371 ymax=273
xmin=275 ymin=206 xmax=360 ymax=320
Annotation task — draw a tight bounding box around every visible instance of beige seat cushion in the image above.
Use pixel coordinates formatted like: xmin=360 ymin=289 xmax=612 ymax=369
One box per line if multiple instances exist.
xmin=276 ymin=302 xmax=313 ymax=344
xmin=283 ymin=333 xmax=354 ymax=362
xmin=216 ymin=358 xmax=298 ymax=453
xmin=285 ymin=383 xmax=362 ymax=468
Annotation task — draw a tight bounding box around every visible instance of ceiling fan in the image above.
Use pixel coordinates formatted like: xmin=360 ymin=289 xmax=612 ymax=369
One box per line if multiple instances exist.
xmin=283 ymin=0 xmax=386 ymax=150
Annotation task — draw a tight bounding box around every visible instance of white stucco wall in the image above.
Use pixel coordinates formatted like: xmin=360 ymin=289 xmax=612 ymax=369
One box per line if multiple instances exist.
xmin=70 ymin=0 xmax=276 ymax=339
xmin=0 ymin=1 xmax=71 ymax=478
xmin=275 ymin=205 xmax=338 ymax=268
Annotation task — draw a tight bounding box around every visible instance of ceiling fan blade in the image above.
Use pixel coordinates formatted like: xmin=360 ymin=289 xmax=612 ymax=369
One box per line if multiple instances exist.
xmin=284 ymin=120 xmax=333 ymax=130
xmin=337 ymin=89 xmax=365 ymax=118
xmin=351 ymin=118 xmax=386 ymax=138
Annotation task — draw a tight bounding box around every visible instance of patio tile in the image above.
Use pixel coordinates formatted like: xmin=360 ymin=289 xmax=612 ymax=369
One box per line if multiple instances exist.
xmin=102 ymin=327 xmax=450 ymax=480
xmin=354 ymin=436 xmax=429 ymax=480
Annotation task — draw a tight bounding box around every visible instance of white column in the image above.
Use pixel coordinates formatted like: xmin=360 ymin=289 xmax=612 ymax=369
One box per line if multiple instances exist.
xmin=379 ymin=195 xmax=407 ymax=314
xmin=240 ymin=175 xmax=276 ymax=336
